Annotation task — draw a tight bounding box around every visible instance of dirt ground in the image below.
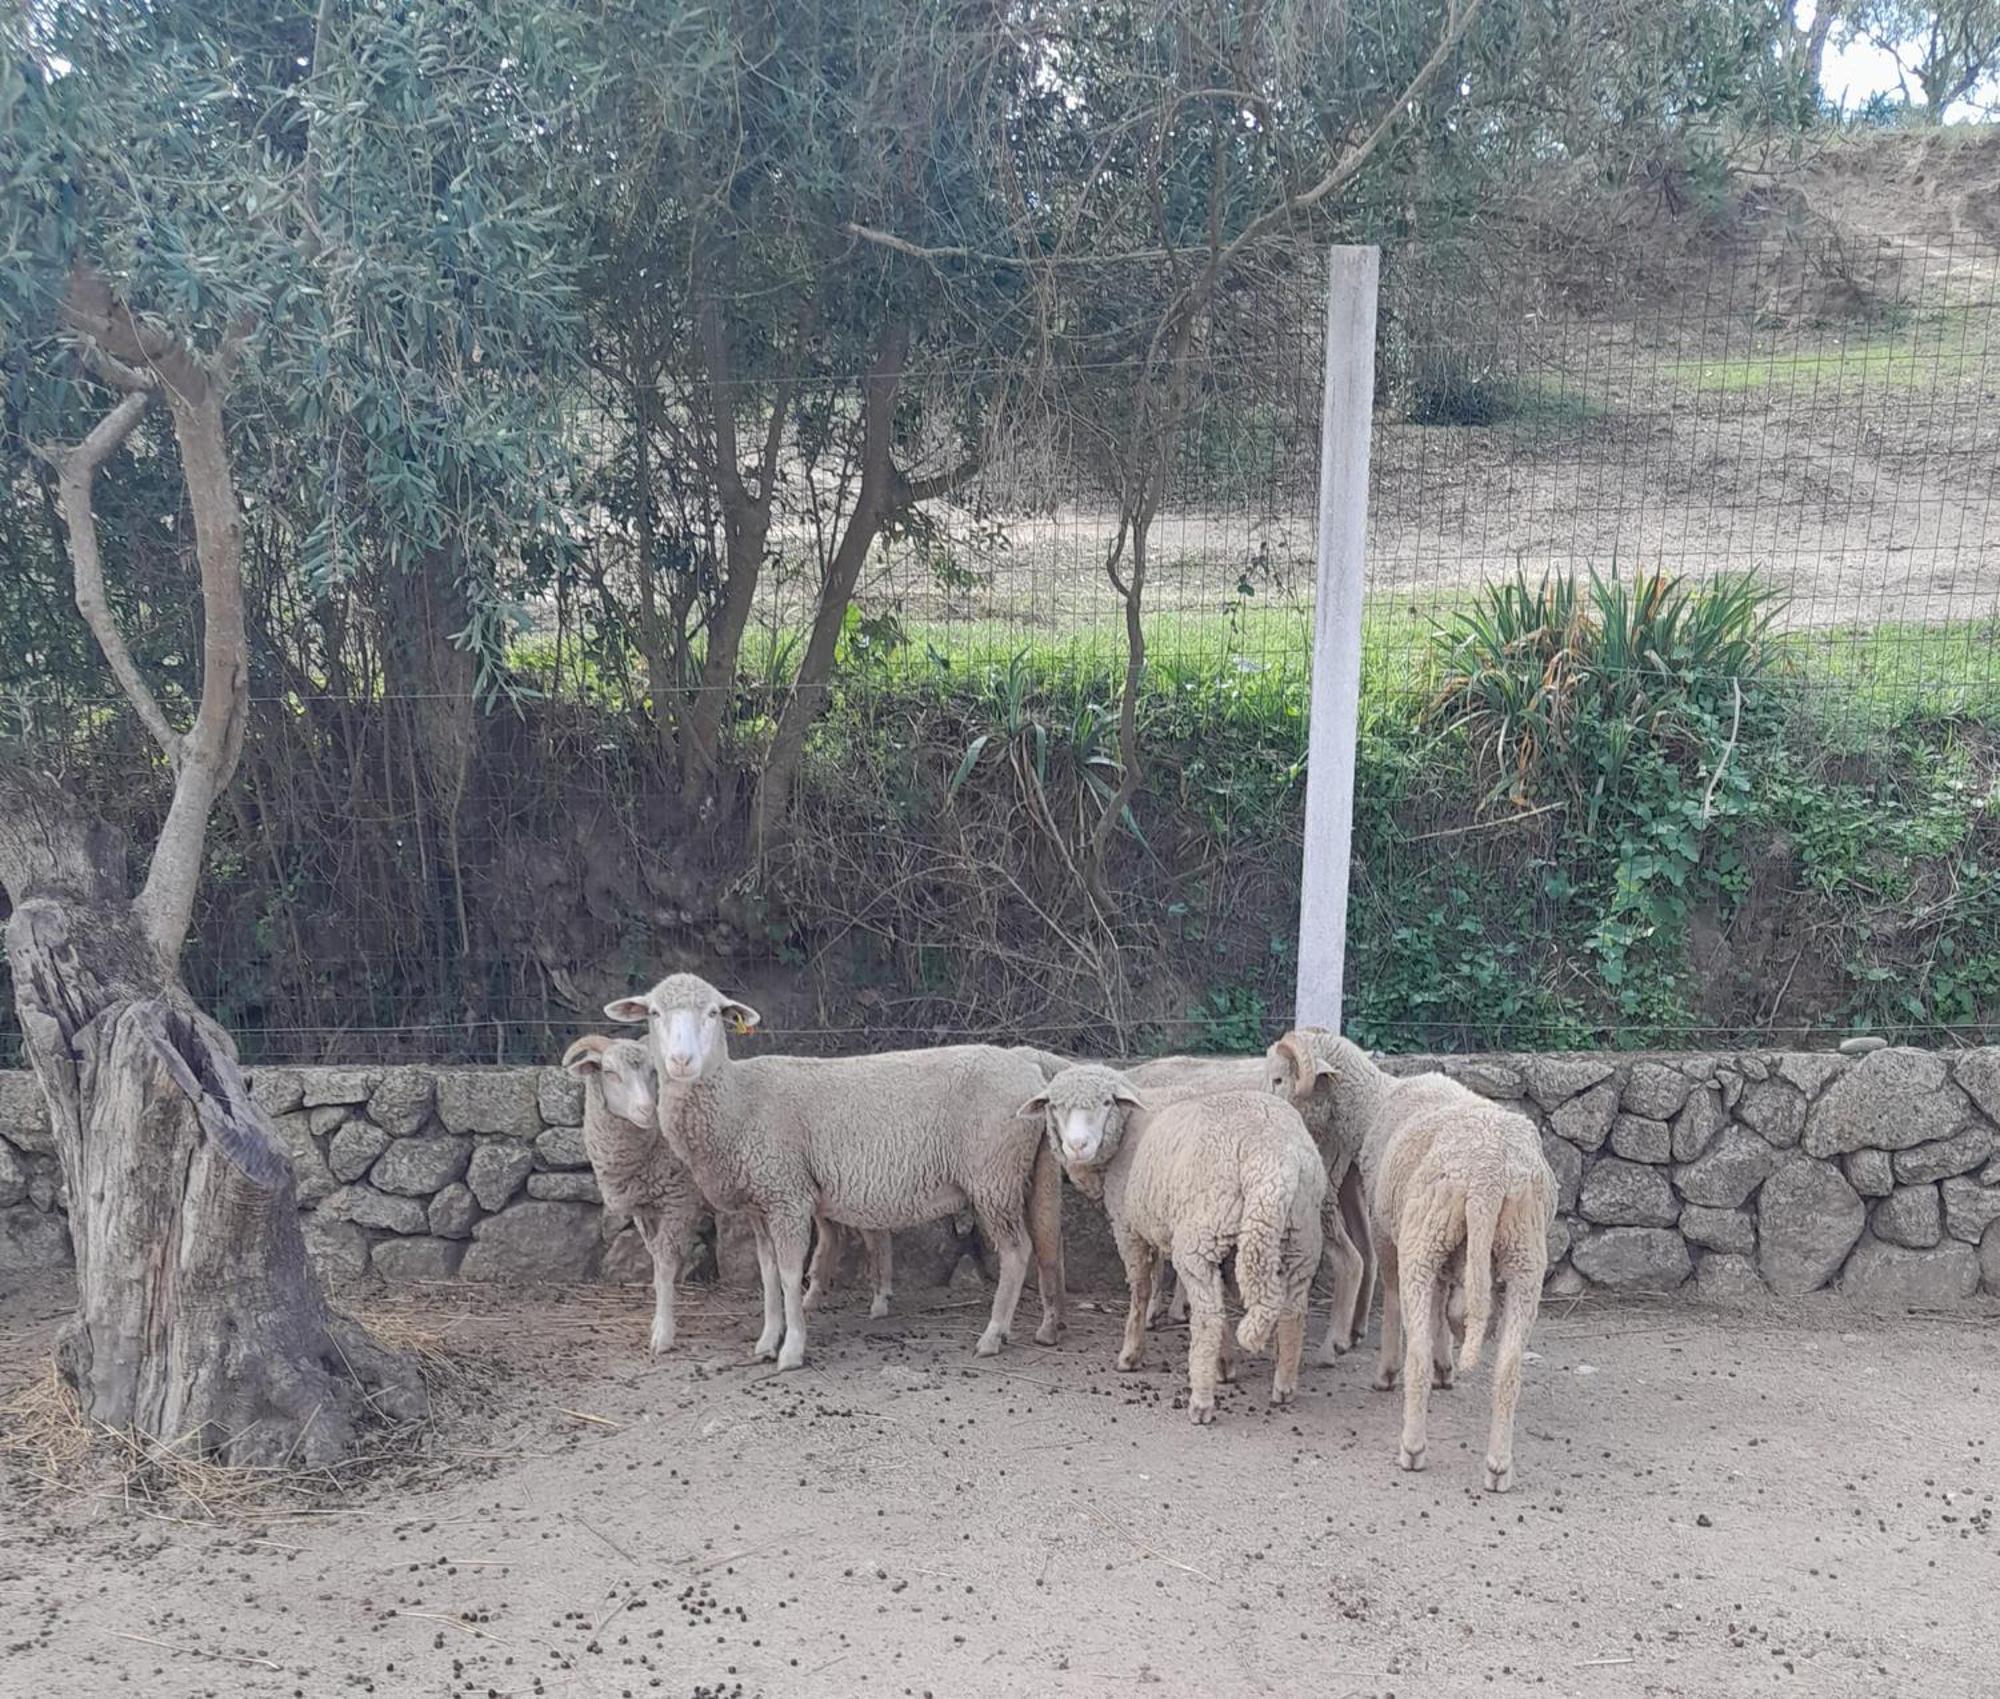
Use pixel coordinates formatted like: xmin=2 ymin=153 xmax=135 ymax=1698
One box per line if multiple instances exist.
xmin=1 ymin=1273 xmax=1994 ymax=1699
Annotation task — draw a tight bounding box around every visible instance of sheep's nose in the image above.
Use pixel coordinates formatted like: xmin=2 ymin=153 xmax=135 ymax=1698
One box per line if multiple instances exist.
xmin=665 ymin=1050 xmax=695 ymax=1073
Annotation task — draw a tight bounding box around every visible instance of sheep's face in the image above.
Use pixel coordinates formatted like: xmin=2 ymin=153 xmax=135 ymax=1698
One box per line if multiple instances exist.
xmin=1019 ymin=1067 xmax=1143 ymax=1171
xmin=598 ymin=1047 xmax=657 ymax=1127
xmin=1266 ymin=1032 xmax=1336 ymax=1107
xmin=564 ymin=1036 xmax=660 ymax=1125
xmin=606 ymin=975 xmax=761 ymax=1085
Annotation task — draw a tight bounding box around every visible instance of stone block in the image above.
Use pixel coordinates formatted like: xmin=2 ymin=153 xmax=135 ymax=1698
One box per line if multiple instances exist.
xmin=368 ymin=1067 xmax=437 ymax=1138
xmin=1840 ymin=1236 xmax=1979 ymax=1309
xmin=1893 ymin=1123 xmax=1995 ymax=1185
xmin=528 ymin=1171 xmax=603 ymax=1204
xmin=371 ymin=1135 xmax=472 ymax=1197
xmin=1679 ymin=1205 xmax=1756 ymax=1256
xmin=1674 ymin=1127 xmax=1781 ymax=1209
xmin=372 ymin=1236 xmax=466 ymax=1282
xmin=1757 ymin=1159 xmax=1864 ymax=1294
xmin=1571 ymin=1227 xmax=1690 ymax=1291
xmin=327 ymin=1119 xmax=390 ymax=1183
xmin=1579 ymin=1158 xmax=1679 ymax=1227
xmin=1804 ymin=1048 xmax=1967 ymax=1157
xmin=321 ymin=1185 xmax=429 ymax=1235
xmin=1872 ymin=1185 xmax=1942 ymax=1249
xmin=460 ymin=1201 xmax=603 ymax=1282
xmin=467 ymin=1140 xmax=535 ymax=1212
xmin=435 ymin=1069 xmax=542 ymax=1139
xmin=1622 ymin=1061 xmax=1692 ymax=1121
xmin=1550 ymin=1085 xmax=1619 ymax=1152
xmin=1609 ymin=1114 xmax=1671 ymax=1164
xmin=1522 ymin=1056 xmax=1616 ymax=1112
xmin=301 ymin=1067 xmax=381 ymax=1108
xmin=428 ymin=1182 xmax=480 ymax=1239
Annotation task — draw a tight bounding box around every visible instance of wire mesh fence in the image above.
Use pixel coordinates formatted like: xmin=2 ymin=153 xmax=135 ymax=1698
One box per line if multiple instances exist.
xmin=6 ymin=219 xmax=1998 ymax=1066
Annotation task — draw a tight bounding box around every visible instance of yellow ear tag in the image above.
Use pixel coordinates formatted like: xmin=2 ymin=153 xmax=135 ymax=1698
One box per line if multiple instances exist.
xmin=728 ymin=1011 xmax=756 ymax=1036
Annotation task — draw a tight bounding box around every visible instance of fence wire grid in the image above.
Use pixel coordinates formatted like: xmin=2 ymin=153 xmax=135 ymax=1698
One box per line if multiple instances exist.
xmin=6 ymin=218 xmax=1999 ymax=1067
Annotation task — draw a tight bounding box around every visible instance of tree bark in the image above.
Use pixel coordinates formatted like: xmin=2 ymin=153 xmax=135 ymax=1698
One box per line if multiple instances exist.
xmin=0 ymin=764 xmax=423 ymax=1466
xmin=678 ymin=296 xmax=791 ymax=797
xmin=748 ymin=322 xmax=911 ymax=854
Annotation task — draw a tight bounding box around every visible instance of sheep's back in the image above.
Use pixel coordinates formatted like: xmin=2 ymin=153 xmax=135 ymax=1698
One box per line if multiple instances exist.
xmin=1122 ymin=1094 xmax=1321 ymax=1259
xmin=738 ymin=1044 xmax=1048 ymax=1215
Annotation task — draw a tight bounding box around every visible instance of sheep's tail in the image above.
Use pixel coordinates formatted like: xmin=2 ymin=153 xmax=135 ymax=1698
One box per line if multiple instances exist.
xmin=1232 ymin=1186 xmax=1292 ymax=1354
xmin=1457 ymin=1184 xmax=1503 ymax=1373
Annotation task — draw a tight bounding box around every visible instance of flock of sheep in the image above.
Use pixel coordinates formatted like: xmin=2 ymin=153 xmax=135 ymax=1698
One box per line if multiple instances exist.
xmin=563 ymin=972 xmax=1558 ymax=1492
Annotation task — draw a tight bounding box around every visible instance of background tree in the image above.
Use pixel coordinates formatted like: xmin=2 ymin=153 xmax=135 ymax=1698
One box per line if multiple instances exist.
xmin=1841 ymin=0 xmax=2000 ymax=117
xmin=0 ymin=0 xmax=598 ymax=1461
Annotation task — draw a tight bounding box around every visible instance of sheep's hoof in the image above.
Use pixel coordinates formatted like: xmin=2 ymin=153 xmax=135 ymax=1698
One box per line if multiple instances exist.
xmin=1189 ymin=1398 xmax=1216 ymax=1426
xmin=1115 ymin=1347 xmax=1143 ymax=1372
xmin=648 ymin=1322 xmax=675 ymax=1357
xmin=1033 ymin=1315 xmax=1062 ymax=1347
xmin=974 ymin=1330 xmax=1006 ymax=1357
xmin=752 ymin=1329 xmax=783 ymax=1361
xmin=1484 ymin=1460 xmax=1513 ymax=1493
xmin=777 ymin=1342 xmax=806 ymax=1372
xmin=1397 ymin=1443 xmax=1427 ymax=1473
xmin=1315 ymin=1337 xmax=1348 ymax=1366
xmin=870 ymin=1294 xmax=892 ymax=1320
xmin=1433 ymin=1365 xmax=1455 ymax=1391
xmin=1217 ymin=1356 xmax=1239 ymax=1385
xmin=1270 ymin=1384 xmax=1296 ymax=1409
xmin=1371 ymin=1368 xmax=1398 ymax=1392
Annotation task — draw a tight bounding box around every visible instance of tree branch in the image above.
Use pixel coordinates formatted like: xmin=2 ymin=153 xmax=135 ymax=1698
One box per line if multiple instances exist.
xmin=48 ymin=390 xmax=183 ymax=766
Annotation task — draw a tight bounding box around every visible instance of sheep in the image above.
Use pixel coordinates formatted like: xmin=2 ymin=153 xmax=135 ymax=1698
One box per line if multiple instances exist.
xmin=607 ymin=973 xmax=1064 ymax=1369
xmin=562 ymin=1034 xmax=706 ymax=1356
xmin=1021 ymin=1064 xmax=1325 ymax=1426
xmin=805 ymin=1220 xmax=894 ymax=1318
xmin=1123 ymin=1037 xmax=1374 ymax=1362
xmin=1289 ymin=1033 xmax=1556 ymax=1492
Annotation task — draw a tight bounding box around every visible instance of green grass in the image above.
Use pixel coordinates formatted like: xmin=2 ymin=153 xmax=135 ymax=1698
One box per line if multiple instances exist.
xmin=1664 ymin=321 xmax=1992 ymax=395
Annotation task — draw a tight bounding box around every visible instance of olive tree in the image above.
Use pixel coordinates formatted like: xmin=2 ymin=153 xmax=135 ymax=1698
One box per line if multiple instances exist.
xmin=0 ymin=0 xmax=594 ymax=1462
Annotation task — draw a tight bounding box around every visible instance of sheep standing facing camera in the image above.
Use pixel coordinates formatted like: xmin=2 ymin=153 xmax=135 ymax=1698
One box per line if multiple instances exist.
xmin=562 ymin=1034 xmax=705 ymax=1355
xmin=1296 ymin=1033 xmax=1557 ymax=1492
xmin=607 ymin=972 xmax=1064 ymax=1370
xmin=1023 ymin=1064 xmax=1324 ymax=1426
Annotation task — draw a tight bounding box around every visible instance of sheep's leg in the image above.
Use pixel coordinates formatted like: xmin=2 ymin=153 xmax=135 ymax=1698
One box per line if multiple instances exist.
xmin=1484 ymin=1236 xmax=1548 ymax=1494
xmin=750 ymin=1217 xmax=785 ymax=1361
xmin=1028 ymin=1142 xmax=1067 ymax=1346
xmin=1429 ymin=1278 xmax=1455 ymax=1391
xmin=975 ymin=1217 xmax=1032 ymax=1357
xmin=1271 ymin=1313 xmax=1305 ymax=1407
xmin=1339 ymin=1168 xmax=1376 ymax=1350
xmin=1174 ymin=1257 xmax=1227 ymax=1425
xmin=770 ymin=1209 xmax=814 ymax=1371
xmin=1397 ymin=1257 xmax=1442 ymax=1473
xmin=867 ymin=1230 xmax=894 ymax=1320
xmin=1314 ymin=1202 xmax=1365 ymax=1365
xmin=635 ymin=1208 xmax=681 ymax=1356
xmin=803 ymin=1215 xmax=839 ymax=1314
xmin=1115 ymin=1234 xmax=1156 ymax=1372
xmin=1371 ymin=1237 xmax=1402 ymax=1392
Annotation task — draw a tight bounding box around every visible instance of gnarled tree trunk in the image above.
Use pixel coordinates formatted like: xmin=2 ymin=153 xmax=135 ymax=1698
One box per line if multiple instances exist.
xmin=0 ymin=765 xmax=422 ymax=1466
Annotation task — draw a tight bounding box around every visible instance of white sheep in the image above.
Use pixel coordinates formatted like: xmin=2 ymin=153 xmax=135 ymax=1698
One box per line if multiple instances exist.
xmin=1295 ymin=1034 xmax=1556 ymax=1492
xmin=562 ymin=1034 xmax=706 ymax=1356
xmin=607 ymin=973 xmax=1065 ymax=1369
xmin=1124 ymin=1037 xmax=1374 ymax=1362
xmin=1022 ymin=1064 xmax=1325 ymax=1426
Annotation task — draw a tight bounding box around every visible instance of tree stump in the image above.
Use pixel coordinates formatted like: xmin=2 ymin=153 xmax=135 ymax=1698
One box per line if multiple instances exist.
xmin=2 ymin=770 xmax=422 ymax=1466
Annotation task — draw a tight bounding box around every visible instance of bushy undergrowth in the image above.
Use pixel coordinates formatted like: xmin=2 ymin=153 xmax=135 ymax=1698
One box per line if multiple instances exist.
xmin=5 ymin=575 xmax=1994 ymax=1064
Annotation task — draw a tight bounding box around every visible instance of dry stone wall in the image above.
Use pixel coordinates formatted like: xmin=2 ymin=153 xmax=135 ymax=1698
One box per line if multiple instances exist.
xmin=1 ymin=1047 xmax=1998 ymax=1308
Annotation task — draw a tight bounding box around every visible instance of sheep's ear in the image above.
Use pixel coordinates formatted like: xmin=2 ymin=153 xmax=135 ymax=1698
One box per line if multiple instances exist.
xmin=562 ymin=1035 xmax=609 ymax=1075
xmin=605 ymin=997 xmax=652 ymax=1024
xmin=1015 ymin=1092 xmax=1051 ymax=1120
xmin=1112 ymin=1082 xmax=1146 ymax=1109
xmin=720 ymin=998 xmax=762 ymax=1035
